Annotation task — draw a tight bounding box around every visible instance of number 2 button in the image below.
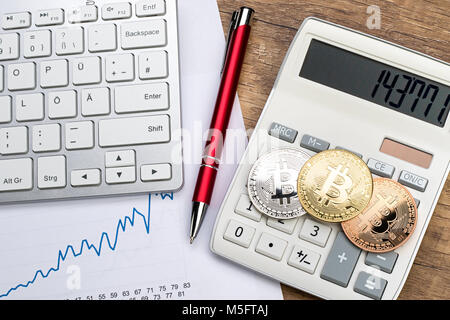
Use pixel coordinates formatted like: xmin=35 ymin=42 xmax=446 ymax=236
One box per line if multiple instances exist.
xmin=299 ymin=219 xmax=331 ymax=247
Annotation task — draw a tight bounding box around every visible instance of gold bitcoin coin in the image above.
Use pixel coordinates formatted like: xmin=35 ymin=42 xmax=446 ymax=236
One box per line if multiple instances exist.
xmin=297 ymin=149 xmax=373 ymax=222
xmin=341 ymin=178 xmax=417 ymax=253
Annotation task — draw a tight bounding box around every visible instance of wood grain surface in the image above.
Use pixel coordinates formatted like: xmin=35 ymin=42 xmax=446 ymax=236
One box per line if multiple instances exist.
xmin=217 ymin=0 xmax=450 ymax=300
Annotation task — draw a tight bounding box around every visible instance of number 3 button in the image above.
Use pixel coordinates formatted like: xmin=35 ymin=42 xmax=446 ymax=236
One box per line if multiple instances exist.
xmin=223 ymin=219 xmax=255 ymax=248
xmin=299 ymin=219 xmax=331 ymax=247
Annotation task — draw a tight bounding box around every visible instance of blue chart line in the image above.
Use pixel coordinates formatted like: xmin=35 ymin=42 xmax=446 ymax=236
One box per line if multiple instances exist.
xmin=0 ymin=192 xmax=174 ymax=299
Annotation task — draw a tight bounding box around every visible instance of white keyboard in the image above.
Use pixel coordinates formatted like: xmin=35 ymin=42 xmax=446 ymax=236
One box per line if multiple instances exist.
xmin=0 ymin=0 xmax=183 ymax=204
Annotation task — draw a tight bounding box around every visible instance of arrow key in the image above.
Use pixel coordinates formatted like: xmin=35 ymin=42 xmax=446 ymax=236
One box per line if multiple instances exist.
xmin=105 ymin=150 xmax=135 ymax=167
xmin=141 ymin=163 xmax=171 ymax=182
xmin=71 ymin=169 xmax=101 ymax=187
xmin=106 ymin=166 xmax=136 ymax=184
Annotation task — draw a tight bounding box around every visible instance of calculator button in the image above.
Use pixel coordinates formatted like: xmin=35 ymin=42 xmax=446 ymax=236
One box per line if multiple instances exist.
xmin=335 ymin=146 xmax=363 ymax=159
xmin=299 ymin=218 xmax=331 ymax=247
xmin=365 ymin=251 xmax=398 ymax=274
xmin=255 ymin=233 xmax=288 ymax=261
xmin=223 ymin=219 xmax=255 ymax=248
xmin=353 ymin=271 xmax=387 ymax=300
xmin=288 ymin=245 xmax=321 ymax=274
xmin=235 ymin=194 xmax=262 ymax=222
xmin=267 ymin=217 xmax=298 ymax=234
xmin=414 ymin=198 xmax=420 ymax=208
xmin=398 ymin=170 xmax=428 ymax=192
xmin=268 ymin=122 xmax=297 ymax=143
xmin=320 ymin=232 xmax=361 ymax=287
xmin=366 ymin=158 xmax=395 ymax=178
xmin=300 ymin=134 xmax=329 ymax=153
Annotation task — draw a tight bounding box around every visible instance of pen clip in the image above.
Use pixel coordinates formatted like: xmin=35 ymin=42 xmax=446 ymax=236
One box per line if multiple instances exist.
xmin=221 ymin=10 xmax=239 ymax=74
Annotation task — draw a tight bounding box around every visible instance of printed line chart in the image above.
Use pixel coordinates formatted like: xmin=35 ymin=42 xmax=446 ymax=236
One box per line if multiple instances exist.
xmin=0 ymin=193 xmax=174 ymax=299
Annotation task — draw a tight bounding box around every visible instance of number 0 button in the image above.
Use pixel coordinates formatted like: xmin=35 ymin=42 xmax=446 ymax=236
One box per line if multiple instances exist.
xmin=223 ymin=219 xmax=255 ymax=248
xmin=299 ymin=218 xmax=331 ymax=247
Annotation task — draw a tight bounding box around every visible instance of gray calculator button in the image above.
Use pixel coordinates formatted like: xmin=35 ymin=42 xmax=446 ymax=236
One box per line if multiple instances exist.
xmin=268 ymin=122 xmax=297 ymax=143
xmin=300 ymin=135 xmax=330 ymax=152
xmin=354 ymin=271 xmax=387 ymax=300
xmin=365 ymin=251 xmax=398 ymax=274
xmin=320 ymin=232 xmax=361 ymax=287
xmin=398 ymin=170 xmax=428 ymax=192
xmin=366 ymin=158 xmax=395 ymax=178
xmin=414 ymin=198 xmax=420 ymax=208
xmin=335 ymin=147 xmax=363 ymax=158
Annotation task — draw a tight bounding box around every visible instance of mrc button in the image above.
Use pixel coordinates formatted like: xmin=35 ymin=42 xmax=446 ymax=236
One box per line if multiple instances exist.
xmin=398 ymin=170 xmax=428 ymax=192
xmin=268 ymin=122 xmax=297 ymax=143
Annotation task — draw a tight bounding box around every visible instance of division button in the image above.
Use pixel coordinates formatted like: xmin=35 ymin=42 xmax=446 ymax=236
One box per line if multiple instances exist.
xmin=268 ymin=122 xmax=297 ymax=143
xmin=71 ymin=169 xmax=101 ymax=187
xmin=367 ymin=158 xmax=395 ymax=178
xmin=353 ymin=271 xmax=387 ymax=300
xmin=300 ymin=134 xmax=329 ymax=153
xmin=398 ymin=170 xmax=428 ymax=192
xmin=320 ymin=232 xmax=361 ymax=287
xmin=141 ymin=163 xmax=171 ymax=181
xmin=106 ymin=166 xmax=136 ymax=184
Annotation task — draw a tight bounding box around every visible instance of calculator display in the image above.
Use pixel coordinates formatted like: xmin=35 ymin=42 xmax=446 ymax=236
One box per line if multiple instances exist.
xmin=300 ymin=39 xmax=450 ymax=127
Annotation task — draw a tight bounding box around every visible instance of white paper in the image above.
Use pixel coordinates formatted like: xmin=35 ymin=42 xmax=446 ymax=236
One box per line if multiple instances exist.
xmin=0 ymin=0 xmax=282 ymax=300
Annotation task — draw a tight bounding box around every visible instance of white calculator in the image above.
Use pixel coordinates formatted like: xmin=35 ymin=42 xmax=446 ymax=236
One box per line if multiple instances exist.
xmin=211 ymin=18 xmax=450 ymax=300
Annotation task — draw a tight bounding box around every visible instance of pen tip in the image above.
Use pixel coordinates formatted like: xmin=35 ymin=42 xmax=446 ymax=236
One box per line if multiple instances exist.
xmin=190 ymin=237 xmax=194 ymax=244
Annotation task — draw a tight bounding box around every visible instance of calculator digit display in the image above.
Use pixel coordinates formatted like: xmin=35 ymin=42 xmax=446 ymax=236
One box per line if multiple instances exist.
xmin=299 ymin=39 xmax=450 ymax=127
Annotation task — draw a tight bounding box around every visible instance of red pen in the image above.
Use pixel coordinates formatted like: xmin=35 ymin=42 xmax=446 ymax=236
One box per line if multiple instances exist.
xmin=190 ymin=7 xmax=254 ymax=243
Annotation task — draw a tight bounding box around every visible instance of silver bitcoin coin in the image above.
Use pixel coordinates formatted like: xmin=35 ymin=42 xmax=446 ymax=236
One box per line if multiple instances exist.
xmin=247 ymin=148 xmax=310 ymax=219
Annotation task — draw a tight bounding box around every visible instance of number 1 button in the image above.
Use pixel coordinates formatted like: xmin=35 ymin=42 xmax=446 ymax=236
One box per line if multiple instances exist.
xmin=223 ymin=220 xmax=255 ymax=248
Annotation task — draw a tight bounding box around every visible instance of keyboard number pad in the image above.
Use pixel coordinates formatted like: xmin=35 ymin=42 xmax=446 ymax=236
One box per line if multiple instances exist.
xmin=235 ymin=194 xmax=261 ymax=222
xmin=299 ymin=218 xmax=331 ymax=247
xmin=288 ymin=245 xmax=321 ymax=274
xmin=223 ymin=220 xmax=255 ymax=248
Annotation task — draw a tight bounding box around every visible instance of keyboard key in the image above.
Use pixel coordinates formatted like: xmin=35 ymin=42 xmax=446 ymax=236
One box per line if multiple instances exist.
xmin=139 ymin=51 xmax=168 ymax=79
xmin=2 ymin=12 xmax=31 ymax=30
xmin=115 ymin=83 xmax=169 ymax=113
xmin=40 ymin=59 xmax=69 ymax=88
xmin=268 ymin=122 xmax=297 ymax=143
xmin=16 ymin=93 xmax=44 ymax=121
xmin=367 ymin=158 xmax=395 ymax=178
xmin=32 ymin=124 xmax=61 ymax=152
xmin=354 ymin=271 xmax=387 ymax=300
xmin=37 ymin=156 xmax=66 ymax=189
xmin=0 ymin=158 xmax=33 ymax=191
xmin=255 ymin=233 xmax=288 ymax=261
xmin=141 ymin=163 xmax=172 ymax=181
xmin=300 ymin=134 xmax=329 ymax=153
xmin=0 ymin=66 xmax=3 ymax=91
xmin=48 ymin=90 xmax=77 ymax=119
xmin=106 ymin=166 xmax=136 ymax=184
xmin=55 ymin=27 xmax=84 ymax=55
xmin=235 ymin=194 xmax=262 ymax=222
xmin=267 ymin=217 xmax=298 ymax=234
xmin=71 ymin=169 xmax=101 ymax=187
xmin=102 ymin=3 xmax=132 ymax=20
xmin=121 ymin=20 xmax=166 ymax=49
xmin=0 ymin=96 xmax=12 ymax=123
xmin=320 ymin=232 xmax=361 ymax=287
xmin=8 ymin=62 xmax=36 ymax=91
xmin=23 ymin=30 xmax=52 ymax=58
xmin=106 ymin=53 xmax=135 ymax=82
xmin=0 ymin=33 xmax=19 ymax=61
xmin=35 ymin=9 xmax=65 ymax=26
xmin=335 ymin=146 xmax=363 ymax=158
xmin=105 ymin=150 xmax=135 ymax=167
xmin=99 ymin=115 xmax=170 ymax=147
xmin=365 ymin=251 xmax=398 ymax=274
xmin=288 ymin=245 xmax=321 ymax=274
xmin=136 ymin=0 xmax=166 ymax=17
xmin=81 ymin=87 xmax=110 ymax=116
xmin=88 ymin=23 xmax=117 ymax=52
xmin=73 ymin=56 xmax=102 ymax=85
xmin=0 ymin=126 xmax=28 ymax=155
xmin=398 ymin=170 xmax=428 ymax=192
xmin=68 ymin=5 xmax=98 ymax=23
xmin=299 ymin=218 xmax=331 ymax=247
xmin=223 ymin=219 xmax=255 ymax=248
xmin=65 ymin=121 xmax=94 ymax=150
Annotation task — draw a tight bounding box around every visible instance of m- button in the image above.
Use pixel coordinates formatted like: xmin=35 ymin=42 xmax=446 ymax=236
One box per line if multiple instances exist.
xmin=398 ymin=170 xmax=428 ymax=192
xmin=300 ymin=134 xmax=330 ymax=153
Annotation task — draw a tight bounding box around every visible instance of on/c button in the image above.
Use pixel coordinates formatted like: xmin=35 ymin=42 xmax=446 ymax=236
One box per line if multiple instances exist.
xmin=141 ymin=163 xmax=172 ymax=182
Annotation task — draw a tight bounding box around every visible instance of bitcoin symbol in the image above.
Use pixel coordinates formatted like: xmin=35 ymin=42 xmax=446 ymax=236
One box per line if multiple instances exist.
xmin=369 ymin=193 xmax=398 ymax=233
xmin=271 ymin=158 xmax=298 ymax=206
xmin=316 ymin=164 xmax=353 ymax=205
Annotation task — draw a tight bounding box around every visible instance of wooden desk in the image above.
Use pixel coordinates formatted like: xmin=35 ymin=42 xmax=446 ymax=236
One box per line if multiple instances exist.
xmin=217 ymin=0 xmax=450 ymax=300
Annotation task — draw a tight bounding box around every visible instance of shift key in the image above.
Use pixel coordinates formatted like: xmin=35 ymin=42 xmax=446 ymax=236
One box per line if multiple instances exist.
xmin=99 ymin=115 xmax=170 ymax=147
xmin=115 ymin=83 xmax=169 ymax=114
